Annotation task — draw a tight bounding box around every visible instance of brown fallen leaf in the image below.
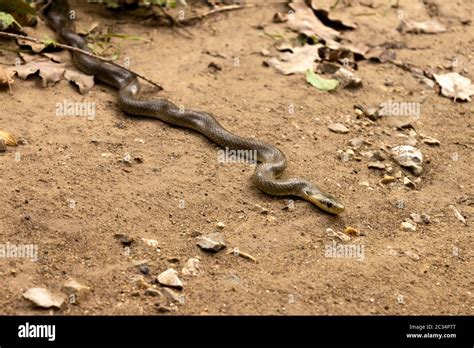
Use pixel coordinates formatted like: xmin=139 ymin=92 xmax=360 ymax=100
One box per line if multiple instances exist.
xmin=397 ymin=19 xmax=447 ymax=34
xmin=6 ymin=58 xmax=94 ymax=94
xmin=433 ymin=73 xmax=474 ymax=102
xmin=17 ymin=18 xmax=57 ymax=53
xmin=288 ymin=0 xmax=341 ymax=47
xmin=309 ymin=0 xmax=357 ymax=30
xmin=265 ymin=44 xmax=323 ymax=75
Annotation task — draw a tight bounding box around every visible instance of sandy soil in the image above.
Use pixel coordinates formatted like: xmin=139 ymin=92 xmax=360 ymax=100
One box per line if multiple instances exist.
xmin=0 ymin=0 xmax=473 ymax=315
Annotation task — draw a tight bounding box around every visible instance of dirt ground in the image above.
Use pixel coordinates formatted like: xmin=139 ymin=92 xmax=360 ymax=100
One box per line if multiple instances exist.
xmin=0 ymin=0 xmax=473 ymax=315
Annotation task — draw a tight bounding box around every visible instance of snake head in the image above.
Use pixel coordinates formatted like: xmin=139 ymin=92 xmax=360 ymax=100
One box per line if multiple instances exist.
xmin=302 ymin=188 xmax=345 ymax=215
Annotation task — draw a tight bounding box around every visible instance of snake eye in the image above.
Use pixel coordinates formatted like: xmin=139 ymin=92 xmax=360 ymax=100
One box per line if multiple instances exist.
xmin=325 ymin=201 xmax=333 ymax=208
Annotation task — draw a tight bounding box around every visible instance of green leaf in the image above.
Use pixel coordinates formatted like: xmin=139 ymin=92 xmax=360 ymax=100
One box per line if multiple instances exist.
xmin=0 ymin=0 xmax=35 ymax=16
xmin=306 ymin=69 xmax=339 ymax=91
xmin=41 ymin=37 xmax=57 ymax=48
xmin=0 ymin=11 xmax=17 ymax=29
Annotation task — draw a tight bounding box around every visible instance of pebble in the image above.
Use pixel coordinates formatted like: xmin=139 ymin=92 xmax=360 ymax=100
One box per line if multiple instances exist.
xmin=337 ymin=149 xmax=354 ymax=162
xmin=196 ymin=233 xmax=226 ymax=252
xmin=157 ymin=269 xmax=183 ymax=289
xmin=216 ymin=222 xmax=226 ymax=229
xmin=348 ymin=137 xmax=365 ymax=149
xmin=391 ymin=145 xmax=423 ymax=176
xmin=400 ymin=221 xmax=416 ymax=232
xmin=61 ymin=279 xmax=91 ymax=303
xmin=422 ymin=137 xmax=440 ymax=146
xmin=23 ymin=288 xmax=65 ymax=309
xmin=403 ymin=177 xmax=416 ymax=189
xmin=344 ymin=226 xmax=359 ymax=236
xmin=161 ymin=288 xmax=182 ymax=303
xmin=326 ymin=228 xmax=351 ymax=242
xmin=410 ymin=213 xmax=422 ymax=224
xmin=144 ymin=288 xmax=163 ymax=297
xmin=381 ymin=175 xmax=396 ymax=184
xmin=114 ymin=233 xmax=134 ymax=245
xmin=359 ymin=181 xmax=370 ymax=187
xmin=404 ymin=250 xmax=420 ymax=261
xmin=155 ymin=305 xmax=174 ymax=313
xmin=254 ymin=204 xmax=269 ymax=215
xmin=131 ymin=275 xmax=151 ymax=289
xmin=181 ymin=258 xmax=201 ymax=276
xmin=139 ymin=265 xmax=150 ymax=275
xmin=328 ymin=123 xmax=349 ymax=134
xmin=420 ymin=213 xmax=431 ymax=224
xmin=368 ymin=161 xmax=385 ymax=170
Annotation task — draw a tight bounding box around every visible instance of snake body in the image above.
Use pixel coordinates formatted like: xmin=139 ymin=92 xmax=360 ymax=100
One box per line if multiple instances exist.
xmin=43 ymin=0 xmax=344 ymax=214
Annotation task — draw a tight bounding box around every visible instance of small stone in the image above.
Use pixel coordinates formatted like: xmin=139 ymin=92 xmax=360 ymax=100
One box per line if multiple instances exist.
xmin=114 ymin=233 xmax=134 ymax=245
xmin=395 ymin=200 xmax=405 ymax=209
xmin=161 ymin=287 xmax=182 ymax=303
xmin=328 ymin=123 xmax=349 ymax=134
xmin=403 ymin=177 xmax=416 ymax=189
xmin=131 ymin=275 xmax=151 ymax=289
xmin=144 ymin=288 xmax=163 ymax=297
xmin=182 ymin=258 xmax=201 ymax=276
xmin=420 ymin=213 xmax=431 ymax=224
xmin=216 ymin=222 xmax=226 ymax=229
xmin=344 ymin=226 xmax=359 ymax=236
xmin=391 ymin=145 xmax=423 ymax=176
xmin=155 ymin=305 xmax=174 ymax=313
xmin=422 ymin=137 xmax=440 ymax=146
xmin=61 ymin=279 xmax=91 ymax=304
xmin=254 ymin=204 xmax=268 ymax=214
xmin=282 ymin=200 xmax=295 ymax=211
xmin=326 ymin=228 xmax=351 ymax=242
xmin=348 ymin=137 xmax=364 ymax=149
xmin=157 ymin=268 xmax=183 ymax=289
xmin=139 ymin=265 xmax=150 ymax=275
xmin=381 ymin=175 xmax=396 ymax=184
xmin=23 ymin=288 xmax=65 ymax=309
xmin=359 ymin=181 xmax=370 ymax=187
xmin=142 ymin=238 xmax=159 ymax=248
xmin=196 ymin=233 xmax=226 ymax=252
xmin=410 ymin=213 xmax=422 ymax=224
xmin=337 ymin=149 xmax=354 ymax=162
xmin=400 ymin=221 xmax=416 ymax=232
xmin=404 ymin=250 xmax=420 ymax=261
xmin=368 ymin=161 xmax=385 ymax=170
xmin=261 ymin=49 xmax=270 ymax=57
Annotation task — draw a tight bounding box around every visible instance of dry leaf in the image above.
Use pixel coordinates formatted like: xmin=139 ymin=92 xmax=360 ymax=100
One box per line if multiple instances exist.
xmin=288 ymin=0 xmax=340 ymax=47
xmin=309 ymin=0 xmax=357 ymax=29
xmin=433 ymin=73 xmax=474 ymax=101
xmin=265 ymin=44 xmax=323 ymax=75
xmin=17 ymin=18 xmax=57 ymax=53
xmin=397 ymin=19 xmax=447 ymax=34
xmin=0 ymin=129 xmax=18 ymax=146
xmin=6 ymin=59 xmax=94 ymax=94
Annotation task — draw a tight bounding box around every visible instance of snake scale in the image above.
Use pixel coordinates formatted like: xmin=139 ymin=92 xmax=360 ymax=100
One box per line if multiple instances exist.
xmin=43 ymin=0 xmax=344 ymax=214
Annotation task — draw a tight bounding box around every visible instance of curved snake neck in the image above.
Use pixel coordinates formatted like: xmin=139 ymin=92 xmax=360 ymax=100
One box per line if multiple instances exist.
xmin=43 ymin=0 xmax=344 ymax=215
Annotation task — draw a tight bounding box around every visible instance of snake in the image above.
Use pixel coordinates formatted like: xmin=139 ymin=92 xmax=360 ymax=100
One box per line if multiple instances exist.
xmin=42 ymin=0 xmax=344 ymax=214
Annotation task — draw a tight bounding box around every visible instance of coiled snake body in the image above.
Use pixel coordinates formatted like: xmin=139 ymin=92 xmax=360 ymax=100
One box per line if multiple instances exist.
xmin=43 ymin=0 xmax=344 ymax=214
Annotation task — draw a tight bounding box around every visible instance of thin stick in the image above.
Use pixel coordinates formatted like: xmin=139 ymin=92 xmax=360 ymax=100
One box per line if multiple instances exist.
xmin=179 ymin=4 xmax=254 ymax=24
xmin=0 ymin=31 xmax=163 ymax=90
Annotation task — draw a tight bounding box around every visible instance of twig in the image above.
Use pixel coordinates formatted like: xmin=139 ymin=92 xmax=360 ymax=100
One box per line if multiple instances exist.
xmin=0 ymin=31 xmax=163 ymax=90
xmin=178 ymin=4 xmax=254 ymax=25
